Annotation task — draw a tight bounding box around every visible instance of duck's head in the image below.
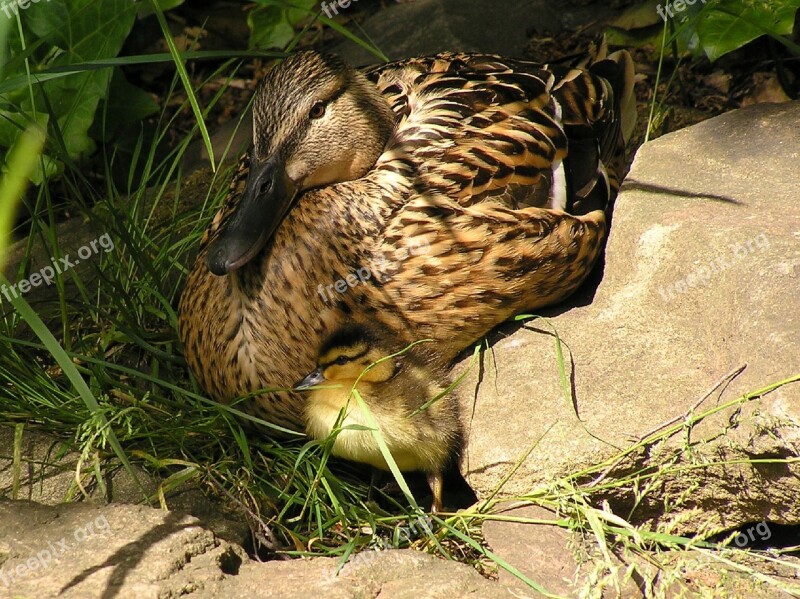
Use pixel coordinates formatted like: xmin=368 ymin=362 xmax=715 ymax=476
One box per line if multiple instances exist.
xmin=206 ymin=51 xmax=396 ymax=276
xmin=294 ymin=324 xmax=400 ymax=389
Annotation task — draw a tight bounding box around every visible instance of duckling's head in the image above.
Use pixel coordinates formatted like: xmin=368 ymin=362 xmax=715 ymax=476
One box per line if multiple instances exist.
xmin=295 ymin=324 xmax=399 ymax=389
xmin=206 ymin=51 xmax=396 ymax=276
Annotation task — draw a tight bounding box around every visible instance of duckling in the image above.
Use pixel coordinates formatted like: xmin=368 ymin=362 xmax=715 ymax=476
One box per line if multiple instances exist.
xmin=179 ymin=42 xmax=636 ymax=433
xmin=295 ymin=323 xmax=461 ymax=512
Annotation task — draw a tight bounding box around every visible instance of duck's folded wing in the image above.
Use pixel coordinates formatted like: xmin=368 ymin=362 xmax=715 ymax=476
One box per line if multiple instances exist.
xmin=366 ymin=198 xmax=606 ymax=343
xmin=368 ymin=51 xmax=635 ymax=217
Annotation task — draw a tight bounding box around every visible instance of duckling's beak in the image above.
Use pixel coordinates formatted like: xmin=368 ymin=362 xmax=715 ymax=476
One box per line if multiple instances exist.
xmin=206 ymin=152 xmax=298 ymax=276
xmin=294 ymin=368 xmax=327 ymax=390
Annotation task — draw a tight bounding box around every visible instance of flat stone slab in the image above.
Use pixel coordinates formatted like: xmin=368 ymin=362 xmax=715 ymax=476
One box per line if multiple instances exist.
xmin=0 ymin=500 xmax=246 ymax=598
xmin=3 ymin=497 xmax=797 ymax=599
xmin=203 ymin=548 xmax=505 ymax=599
xmin=482 ymin=504 xmax=582 ymax=597
xmin=0 ymin=500 xmax=510 ymax=599
xmin=457 ymin=101 xmax=800 ymax=534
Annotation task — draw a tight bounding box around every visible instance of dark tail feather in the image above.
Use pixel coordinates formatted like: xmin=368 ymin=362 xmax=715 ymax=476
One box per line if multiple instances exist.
xmin=555 ymin=39 xmax=636 ymax=217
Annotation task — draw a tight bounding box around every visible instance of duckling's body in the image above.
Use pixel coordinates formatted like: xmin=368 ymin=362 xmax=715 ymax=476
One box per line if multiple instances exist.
xmin=296 ymin=324 xmax=460 ymax=511
xmin=304 ymin=379 xmax=454 ymax=474
xmin=179 ymin=45 xmax=636 ymax=432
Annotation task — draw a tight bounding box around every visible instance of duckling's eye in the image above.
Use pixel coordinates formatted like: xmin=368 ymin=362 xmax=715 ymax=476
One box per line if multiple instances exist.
xmin=309 ymin=101 xmax=326 ymax=120
xmin=333 ymin=355 xmax=349 ymax=366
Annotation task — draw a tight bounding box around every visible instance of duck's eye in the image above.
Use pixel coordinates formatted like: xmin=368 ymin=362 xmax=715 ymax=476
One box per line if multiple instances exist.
xmin=309 ymin=101 xmax=326 ymax=120
xmin=333 ymin=355 xmax=349 ymax=366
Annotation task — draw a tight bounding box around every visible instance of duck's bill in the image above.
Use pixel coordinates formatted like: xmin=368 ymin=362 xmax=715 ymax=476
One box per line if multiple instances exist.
xmin=205 ymin=152 xmax=298 ymax=276
xmin=294 ymin=368 xmax=326 ymax=390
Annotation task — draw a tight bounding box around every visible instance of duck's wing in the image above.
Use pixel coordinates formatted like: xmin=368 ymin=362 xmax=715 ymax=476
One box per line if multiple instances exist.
xmin=365 ymin=50 xmax=635 ymax=217
xmin=362 ymin=195 xmax=606 ymax=347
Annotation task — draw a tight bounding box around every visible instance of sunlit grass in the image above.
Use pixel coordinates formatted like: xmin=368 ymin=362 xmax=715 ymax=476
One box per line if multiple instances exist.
xmin=0 ymin=126 xmax=44 ymax=269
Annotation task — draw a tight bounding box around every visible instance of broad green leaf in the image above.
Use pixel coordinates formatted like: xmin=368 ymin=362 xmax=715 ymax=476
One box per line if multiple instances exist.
xmin=609 ymin=0 xmax=800 ymax=61
xmin=697 ymin=0 xmax=800 ymax=61
xmin=40 ymin=69 xmax=109 ymax=158
xmin=248 ymin=5 xmax=296 ymax=49
xmin=89 ymin=70 xmax=159 ymax=142
xmin=673 ymin=0 xmax=709 ymax=56
xmin=2 ymin=0 xmax=138 ymax=168
xmin=285 ymin=0 xmax=318 ymax=25
xmin=24 ymin=0 xmax=137 ymax=61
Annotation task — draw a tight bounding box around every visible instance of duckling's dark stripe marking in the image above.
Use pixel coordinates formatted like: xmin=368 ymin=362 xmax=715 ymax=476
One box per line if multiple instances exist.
xmin=320 ymin=346 xmax=368 ymax=369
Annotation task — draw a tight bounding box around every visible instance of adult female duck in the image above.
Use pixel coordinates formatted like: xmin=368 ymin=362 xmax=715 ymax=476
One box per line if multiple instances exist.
xmin=179 ymin=43 xmax=635 ymax=432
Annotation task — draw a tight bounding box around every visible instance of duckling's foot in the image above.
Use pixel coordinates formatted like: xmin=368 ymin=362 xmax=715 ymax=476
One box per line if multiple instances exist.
xmin=427 ymin=472 xmax=444 ymax=514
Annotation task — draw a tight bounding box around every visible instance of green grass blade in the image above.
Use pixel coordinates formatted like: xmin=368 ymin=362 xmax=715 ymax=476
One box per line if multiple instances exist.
xmin=318 ymin=15 xmax=388 ymax=62
xmin=147 ymin=0 xmax=216 ymax=171
xmin=351 ymin=388 xmax=421 ymax=513
xmin=0 ymin=126 xmax=44 ymax=268
xmin=0 ymin=51 xmax=284 ymax=95
xmin=0 ymin=279 xmax=148 ymax=501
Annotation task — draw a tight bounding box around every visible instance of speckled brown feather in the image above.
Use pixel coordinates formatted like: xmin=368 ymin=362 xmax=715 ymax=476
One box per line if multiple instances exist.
xmin=179 ymin=49 xmax=634 ymax=433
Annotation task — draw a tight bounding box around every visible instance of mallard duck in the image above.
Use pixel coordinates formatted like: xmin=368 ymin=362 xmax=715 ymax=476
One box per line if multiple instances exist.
xmin=178 ymin=42 xmax=635 ymax=433
xmin=295 ymin=323 xmax=460 ymax=512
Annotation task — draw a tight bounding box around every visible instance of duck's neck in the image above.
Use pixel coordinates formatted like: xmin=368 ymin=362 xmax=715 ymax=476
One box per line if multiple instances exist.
xmin=349 ymin=70 xmax=397 ymax=170
xmin=227 ymin=179 xmax=388 ymax=293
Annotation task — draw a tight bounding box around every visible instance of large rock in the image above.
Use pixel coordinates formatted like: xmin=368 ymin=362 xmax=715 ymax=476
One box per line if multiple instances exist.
xmin=0 ymin=500 xmax=247 ymax=599
xmin=458 ymin=101 xmax=800 ymax=534
xmin=3 ymin=498 xmax=796 ymax=599
xmin=0 ymin=500 xmax=507 ymax=599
